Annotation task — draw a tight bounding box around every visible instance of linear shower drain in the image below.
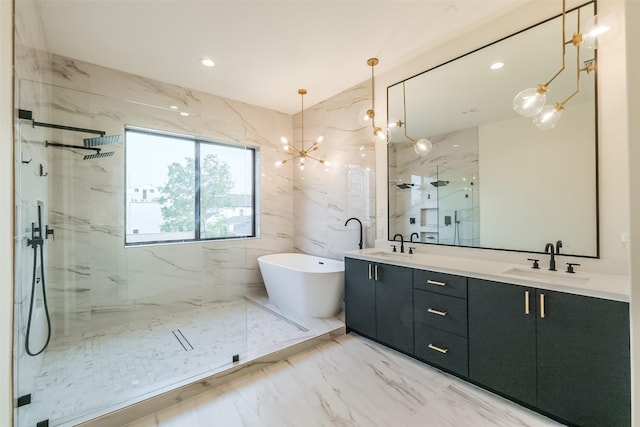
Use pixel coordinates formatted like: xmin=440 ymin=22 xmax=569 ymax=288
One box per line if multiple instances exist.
xmin=172 ymin=329 xmax=194 ymax=351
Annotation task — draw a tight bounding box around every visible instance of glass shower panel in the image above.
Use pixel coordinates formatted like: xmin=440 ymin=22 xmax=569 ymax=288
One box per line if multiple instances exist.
xmin=14 ymin=81 xmax=248 ymax=426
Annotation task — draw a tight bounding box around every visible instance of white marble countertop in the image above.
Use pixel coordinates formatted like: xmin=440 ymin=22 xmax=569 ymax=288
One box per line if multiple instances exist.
xmin=344 ymin=248 xmax=630 ymax=303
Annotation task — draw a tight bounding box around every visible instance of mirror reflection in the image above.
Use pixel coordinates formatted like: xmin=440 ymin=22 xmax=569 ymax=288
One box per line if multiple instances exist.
xmin=388 ymin=2 xmax=598 ymax=257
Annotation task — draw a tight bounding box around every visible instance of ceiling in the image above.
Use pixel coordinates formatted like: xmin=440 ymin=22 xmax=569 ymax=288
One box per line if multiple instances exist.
xmin=32 ymin=0 xmax=530 ymax=115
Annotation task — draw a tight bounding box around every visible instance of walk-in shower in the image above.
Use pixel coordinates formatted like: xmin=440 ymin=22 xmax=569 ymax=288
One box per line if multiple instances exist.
xmin=11 ymin=79 xmax=339 ymax=427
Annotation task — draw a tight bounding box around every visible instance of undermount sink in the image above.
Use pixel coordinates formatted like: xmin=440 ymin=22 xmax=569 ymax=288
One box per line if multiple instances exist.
xmin=502 ymin=267 xmax=590 ymax=285
xmin=366 ymin=250 xmax=412 ymax=258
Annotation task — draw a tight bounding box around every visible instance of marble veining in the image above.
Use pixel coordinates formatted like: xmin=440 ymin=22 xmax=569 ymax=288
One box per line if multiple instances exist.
xmin=16 ymin=293 xmax=342 ymax=427
xmin=124 ymin=334 xmax=562 ymax=427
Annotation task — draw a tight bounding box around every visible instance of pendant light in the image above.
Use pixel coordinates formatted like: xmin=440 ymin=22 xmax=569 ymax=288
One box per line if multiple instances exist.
xmin=395 ymin=82 xmax=432 ymax=156
xmin=512 ymin=0 xmax=617 ymax=129
xmin=276 ymin=89 xmax=325 ymax=171
xmin=362 ymin=58 xmax=387 ymax=141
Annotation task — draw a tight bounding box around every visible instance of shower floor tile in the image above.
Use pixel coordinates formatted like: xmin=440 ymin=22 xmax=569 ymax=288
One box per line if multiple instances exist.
xmin=18 ymin=294 xmax=343 ymax=427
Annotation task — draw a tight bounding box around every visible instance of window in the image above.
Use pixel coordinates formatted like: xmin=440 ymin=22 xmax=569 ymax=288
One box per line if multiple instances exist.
xmin=125 ymin=127 xmax=258 ymax=245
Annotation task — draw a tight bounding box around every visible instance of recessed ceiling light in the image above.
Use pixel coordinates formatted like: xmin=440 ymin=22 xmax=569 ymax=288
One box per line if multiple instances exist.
xmin=490 ymin=62 xmax=504 ymax=70
xmin=180 ymin=112 xmax=190 ymax=117
xmin=200 ymin=58 xmax=215 ymax=67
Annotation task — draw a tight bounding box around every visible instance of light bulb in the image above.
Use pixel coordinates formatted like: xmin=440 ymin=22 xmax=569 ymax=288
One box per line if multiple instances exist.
xmin=275 ymin=161 xmax=283 ymax=167
xmin=316 ymin=135 xmax=324 ymax=143
xmin=413 ymin=138 xmax=433 ymax=157
xmin=388 ymin=116 xmax=402 ymax=128
xmin=284 ymin=145 xmax=289 ymax=152
xmin=299 ymin=157 xmax=305 ymax=164
xmin=280 ymin=137 xmax=288 ymax=144
xmin=358 ymin=108 xmax=374 ymax=126
xmin=533 ymin=104 xmax=563 ymax=130
xmin=581 ymin=13 xmax=620 ymax=49
xmin=374 ymin=127 xmax=389 ymax=143
xmin=513 ymin=87 xmax=547 ymax=117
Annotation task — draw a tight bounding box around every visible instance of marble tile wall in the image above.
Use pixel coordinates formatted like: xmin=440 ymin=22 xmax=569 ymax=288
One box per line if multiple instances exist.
xmin=292 ymin=83 xmax=376 ymax=259
xmin=14 ymin=52 xmax=296 ymax=341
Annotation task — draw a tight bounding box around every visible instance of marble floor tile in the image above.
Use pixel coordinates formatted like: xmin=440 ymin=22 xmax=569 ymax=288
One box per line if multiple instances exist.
xmin=16 ymin=294 xmax=341 ymax=427
xmin=125 ymin=334 xmax=563 ymax=427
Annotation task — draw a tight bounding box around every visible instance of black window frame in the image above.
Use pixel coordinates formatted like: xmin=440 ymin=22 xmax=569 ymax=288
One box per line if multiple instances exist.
xmin=125 ymin=126 xmax=258 ymax=247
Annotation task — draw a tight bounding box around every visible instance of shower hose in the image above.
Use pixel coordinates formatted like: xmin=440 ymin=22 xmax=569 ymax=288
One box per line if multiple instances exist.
xmin=25 ymin=210 xmax=52 ymax=356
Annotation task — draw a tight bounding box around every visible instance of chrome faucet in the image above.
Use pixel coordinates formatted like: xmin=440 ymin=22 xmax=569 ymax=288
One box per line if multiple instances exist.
xmin=410 ymin=232 xmax=419 ymax=243
xmin=544 ymin=242 xmax=560 ymax=271
xmin=393 ymin=233 xmax=405 ymax=253
xmin=345 ymin=217 xmax=363 ymax=250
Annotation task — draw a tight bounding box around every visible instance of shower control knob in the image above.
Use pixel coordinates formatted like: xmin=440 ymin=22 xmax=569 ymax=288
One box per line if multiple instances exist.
xmin=45 ymin=225 xmax=55 ymax=240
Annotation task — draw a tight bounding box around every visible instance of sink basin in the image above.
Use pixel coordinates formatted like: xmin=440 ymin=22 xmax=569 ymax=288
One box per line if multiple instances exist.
xmin=502 ymin=267 xmax=589 ymax=285
xmin=365 ymin=250 xmax=412 ymax=259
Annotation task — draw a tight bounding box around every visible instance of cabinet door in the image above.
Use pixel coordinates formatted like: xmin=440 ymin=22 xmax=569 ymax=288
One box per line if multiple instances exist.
xmin=344 ymin=258 xmax=376 ymax=338
xmin=468 ymin=278 xmax=537 ymax=406
xmin=376 ymin=263 xmax=413 ymax=354
xmin=536 ymin=290 xmax=631 ymax=426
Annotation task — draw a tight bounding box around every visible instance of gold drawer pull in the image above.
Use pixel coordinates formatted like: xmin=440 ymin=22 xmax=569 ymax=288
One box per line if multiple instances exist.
xmin=428 ymin=344 xmax=448 ymax=354
xmin=427 ymin=308 xmax=447 ymax=317
xmin=426 ymin=279 xmax=446 ymax=287
xmin=525 ymin=290 xmax=530 ymax=315
xmin=540 ymin=293 xmax=546 ymax=319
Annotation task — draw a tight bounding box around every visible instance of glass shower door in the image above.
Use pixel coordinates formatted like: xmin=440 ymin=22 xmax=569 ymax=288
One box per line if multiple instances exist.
xmin=13 ymin=80 xmax=249 ymax=426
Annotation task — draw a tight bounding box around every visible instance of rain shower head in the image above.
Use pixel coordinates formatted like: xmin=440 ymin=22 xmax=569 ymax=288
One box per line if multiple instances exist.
xmin=83 ymin=135 xmax=120 ymax=147
xmin=430 ymin=180 xmax=450 ymax=187
xmin=83 ymin=151 xmax=115 ymax=160
xmin=395 ymin=183 xmax=415 ymax=189
xmin=46 ymin=141 xmax=114 ymax=160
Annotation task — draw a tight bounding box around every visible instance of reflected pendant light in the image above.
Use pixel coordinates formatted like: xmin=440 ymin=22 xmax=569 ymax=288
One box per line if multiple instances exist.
xmin=395 ymin=81 xmax=433 ymax=157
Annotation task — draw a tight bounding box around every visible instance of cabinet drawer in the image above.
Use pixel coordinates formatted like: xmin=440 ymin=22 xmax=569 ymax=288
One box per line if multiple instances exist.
xmin=414 ymin=323 xmax=468 ymax=377
xmin=414 ymin=290 xmax=467 ymax=337
xmin=414 ymin=270 xmax=467 ymax=299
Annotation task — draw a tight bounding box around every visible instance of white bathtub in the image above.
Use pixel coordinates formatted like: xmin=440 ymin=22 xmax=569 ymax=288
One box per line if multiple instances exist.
xmin=257 ymin=253 xmax=345 ymax=318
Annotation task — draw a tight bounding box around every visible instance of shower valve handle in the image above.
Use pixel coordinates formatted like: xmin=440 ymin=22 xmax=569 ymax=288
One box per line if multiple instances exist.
xmin=27 ymin=222 xmax=43 ymax=248
xmin=45 ymin=225 xmax=55 ymax=240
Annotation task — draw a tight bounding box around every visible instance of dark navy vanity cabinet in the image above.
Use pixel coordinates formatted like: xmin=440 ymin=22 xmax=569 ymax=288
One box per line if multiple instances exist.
xmin=344 ymin=258 xmax=413 ymax=354
xmin=468 ymin=277 xmax=631 ymax=426
xmin=345 ymin=257 xmax=631 ymax=427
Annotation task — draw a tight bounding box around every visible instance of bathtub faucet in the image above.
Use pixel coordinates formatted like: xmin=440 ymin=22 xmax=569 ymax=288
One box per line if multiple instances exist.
xmin=345 ymin=217 xmax=363 ymax=250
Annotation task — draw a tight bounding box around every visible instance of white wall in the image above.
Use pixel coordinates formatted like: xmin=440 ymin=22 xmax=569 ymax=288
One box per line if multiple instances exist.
xmin=1 ymin=1 xmax=14 ymax=426
xmin=625 ymin=0 xmax=640 ymax=423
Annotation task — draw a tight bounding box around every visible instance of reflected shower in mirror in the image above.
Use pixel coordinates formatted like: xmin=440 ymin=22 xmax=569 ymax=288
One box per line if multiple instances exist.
xmin=387 ymin=1 xmax=598 ymax=257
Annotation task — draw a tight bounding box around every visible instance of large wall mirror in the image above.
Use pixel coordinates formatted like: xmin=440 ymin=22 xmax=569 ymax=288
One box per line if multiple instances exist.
xmin=387 ymin=1 xmax=598 ymax=257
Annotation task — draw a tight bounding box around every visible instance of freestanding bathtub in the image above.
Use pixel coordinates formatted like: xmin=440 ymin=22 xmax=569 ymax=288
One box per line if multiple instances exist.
xmin=257 ymin=253 xmax=345 ymax=318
